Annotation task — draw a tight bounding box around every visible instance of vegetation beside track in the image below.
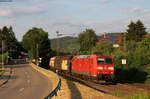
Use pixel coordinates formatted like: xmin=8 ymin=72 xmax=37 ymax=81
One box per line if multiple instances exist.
xmin=125 ymin=91 xmax=150 ymax=99
xmin=114 ymin=34 xmax=150 ymax=84
xmin=113 ymin=90 xmax=150 ymax=99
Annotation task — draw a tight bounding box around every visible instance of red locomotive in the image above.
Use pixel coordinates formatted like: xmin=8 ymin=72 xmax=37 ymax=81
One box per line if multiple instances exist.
xmin=49 ymin=54 xmax=115 ymax=82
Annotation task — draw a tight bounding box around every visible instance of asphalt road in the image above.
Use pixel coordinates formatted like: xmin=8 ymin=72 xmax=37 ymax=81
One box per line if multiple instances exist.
xmin=0 ymin=63 xmax=52 ymax=99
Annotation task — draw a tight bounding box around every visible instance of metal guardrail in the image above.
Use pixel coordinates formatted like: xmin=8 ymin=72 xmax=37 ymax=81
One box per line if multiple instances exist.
xmin=45 ymin=78 xmax=61 ymax=99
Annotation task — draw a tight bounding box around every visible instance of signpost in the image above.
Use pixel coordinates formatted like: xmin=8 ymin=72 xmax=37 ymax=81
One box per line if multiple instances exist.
xmin=122 ymin=59 xmax=126 ymax=65
xmin=113 ymin=44 xmax=119 ymax=48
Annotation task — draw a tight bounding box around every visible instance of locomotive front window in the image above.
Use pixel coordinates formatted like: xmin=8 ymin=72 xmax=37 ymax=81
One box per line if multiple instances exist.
xmin=97 ymin=58 xmax=113 ymax=64
xmin=105 ymin=58 xmax=113 ymax=64
xmin=97 ymin=58 xmax=105 ymax=64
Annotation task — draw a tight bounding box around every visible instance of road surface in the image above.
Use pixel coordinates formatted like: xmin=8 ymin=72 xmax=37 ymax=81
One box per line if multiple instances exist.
xmin=0 ymin=62 xmax=52 ymax=99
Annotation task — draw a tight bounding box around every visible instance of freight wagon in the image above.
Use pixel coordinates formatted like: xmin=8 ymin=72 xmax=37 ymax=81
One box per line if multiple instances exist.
xmin=49 ymin=55 xmax=72 ymax=73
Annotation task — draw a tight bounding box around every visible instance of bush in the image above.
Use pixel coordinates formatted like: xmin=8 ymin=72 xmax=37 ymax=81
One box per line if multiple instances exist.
xmin=91 ymin=42 xmax=113 ymax=55
xmin=0 ymin=52 xmax=8 ymax=64
xmin=113 ymin=47 xmax=149 ymax=82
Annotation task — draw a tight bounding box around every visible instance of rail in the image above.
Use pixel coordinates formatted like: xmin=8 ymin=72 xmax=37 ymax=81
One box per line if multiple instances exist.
xmin=45 ymin=78 xmax=61 ymax=99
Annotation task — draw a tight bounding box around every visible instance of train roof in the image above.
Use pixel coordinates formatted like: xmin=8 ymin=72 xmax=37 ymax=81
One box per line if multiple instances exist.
xmin=73 ymin=54 xmax=113 ymax=59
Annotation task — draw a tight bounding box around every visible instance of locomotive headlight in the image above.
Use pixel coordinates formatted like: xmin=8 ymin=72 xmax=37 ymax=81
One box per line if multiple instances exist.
xmin=108 ymin=67 xmax=114 ymax=70
xmin=97 ymin=67 xmax=103 ymax=70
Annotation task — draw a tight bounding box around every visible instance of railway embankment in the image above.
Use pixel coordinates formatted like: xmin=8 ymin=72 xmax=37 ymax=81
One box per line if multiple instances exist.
xmin=52 ymin=76 xmax=119 ymax=99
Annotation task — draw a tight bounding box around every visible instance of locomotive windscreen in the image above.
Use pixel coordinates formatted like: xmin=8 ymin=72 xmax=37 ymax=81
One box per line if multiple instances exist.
xmin=97 ymin=58 xmax=113 ymax=64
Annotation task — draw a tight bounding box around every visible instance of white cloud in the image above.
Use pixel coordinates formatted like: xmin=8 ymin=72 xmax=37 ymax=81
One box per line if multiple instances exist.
xmin=0 ymin=5 xmax=49 ymax=17
xmin=124 ymin=8 xmax=150 ymax=17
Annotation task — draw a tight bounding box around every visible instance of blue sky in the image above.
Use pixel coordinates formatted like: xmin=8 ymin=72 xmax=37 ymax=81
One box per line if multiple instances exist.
xmin=0 ymin=0 xmax=150 ymax=41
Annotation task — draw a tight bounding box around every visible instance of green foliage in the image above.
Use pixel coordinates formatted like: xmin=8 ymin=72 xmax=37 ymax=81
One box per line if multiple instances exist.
xmin=91 ymin=42 xmax=113 ymax=56
xmin=114 ymin=35 xmax=150 ymax=83
xmin=22 ymin=27 xmax=51 ymax=59
xmin=126 ymin=20 xmax=147 ymax=41
xmin=78 ymin=29 xmax=97 ymax=52
xmin=0 ymin=26 xmax=18 ymax=48
xmin=0 ymin=26 xmax=22 ymax=58
xmin=22 ymin=27 xmax=52 ymax=68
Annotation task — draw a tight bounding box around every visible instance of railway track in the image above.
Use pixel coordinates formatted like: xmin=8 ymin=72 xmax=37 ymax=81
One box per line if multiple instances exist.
xmin=57 ymin=72 xmax=150 ymax=97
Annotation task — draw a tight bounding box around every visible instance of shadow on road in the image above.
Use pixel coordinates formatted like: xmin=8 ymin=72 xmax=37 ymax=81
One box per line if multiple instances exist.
xmin=8 ymin=59 xmax=27 ymax=65
xmin=0 ymin=75 xmax=18 ymax=80
xmin=4 ymin=65 xmax=27 ymax=69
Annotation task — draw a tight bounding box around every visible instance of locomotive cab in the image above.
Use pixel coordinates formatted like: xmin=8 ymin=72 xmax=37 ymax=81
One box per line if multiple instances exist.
xmin=96 ymin=56 xmax=115 ymax=81
xmin=97 ymin=57 xmax=114 ymax=74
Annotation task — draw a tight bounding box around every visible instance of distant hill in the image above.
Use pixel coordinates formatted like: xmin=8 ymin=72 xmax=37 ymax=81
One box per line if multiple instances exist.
xmin=50 ymin=36 xmax=80 ymax=54
xmin=50 ymin=33 xmax=123 ymax=54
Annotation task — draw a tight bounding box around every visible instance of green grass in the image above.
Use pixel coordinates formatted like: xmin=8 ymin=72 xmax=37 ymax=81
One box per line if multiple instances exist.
xmin=112 ymin=90 xmax=150 ymax=99
xmin=112 ymin=90 xmax=124 ymax=97
xmin=125 ymin=92 xmax=150 ymax=99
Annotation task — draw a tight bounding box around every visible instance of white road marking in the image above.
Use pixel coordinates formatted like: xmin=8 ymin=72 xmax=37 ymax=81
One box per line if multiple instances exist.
xmin=19 ymin=88 xmax=24 ymax=92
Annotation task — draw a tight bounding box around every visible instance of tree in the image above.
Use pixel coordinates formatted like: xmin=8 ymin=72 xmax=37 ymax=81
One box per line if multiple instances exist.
xmin=78 ymin=29 xmax=97 ymax=53
xmin=126 ymin=20 xmax=147 ymax=41
xmin=0 ymin=26 xmax=17 ymax=46
xmin=22 ymin=27 xmax=52 ymax=68
xmin=91 ymin=42 xmax=113 ymax=56
xmin=135 ymin=20 xmax=147 ymax=41
xmin=0 ymin=26 xmax=21 ymax=58
xmin=126 ymin=21 xmax=136 ymax=41
xmin=22 ymin=27 xmax=51 ymax=59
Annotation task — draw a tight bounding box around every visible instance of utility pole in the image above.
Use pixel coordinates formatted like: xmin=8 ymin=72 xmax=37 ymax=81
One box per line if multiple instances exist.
xmin=1 ymin=40 xmax=4 ymax=71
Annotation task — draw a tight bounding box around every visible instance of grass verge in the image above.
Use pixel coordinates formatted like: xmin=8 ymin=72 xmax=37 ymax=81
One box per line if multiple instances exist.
xmin=125 ymin=92 xmax=150 ymax=99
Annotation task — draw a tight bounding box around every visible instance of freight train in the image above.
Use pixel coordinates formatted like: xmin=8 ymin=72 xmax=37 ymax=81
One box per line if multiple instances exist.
xmin=49 ymin=54 xmax=115 ymax=82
